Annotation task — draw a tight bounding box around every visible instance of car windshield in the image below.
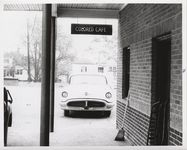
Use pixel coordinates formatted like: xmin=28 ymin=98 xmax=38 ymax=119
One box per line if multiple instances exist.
xmin=69 ymin=75 xmax=107 ymax=85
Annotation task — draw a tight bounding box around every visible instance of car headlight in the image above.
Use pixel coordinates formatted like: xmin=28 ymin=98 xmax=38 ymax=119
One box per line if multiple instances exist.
xmin=105 ymin=92 xmax=112 ymax=99
xmin=62 ymin=91 xmax=68 ymax=98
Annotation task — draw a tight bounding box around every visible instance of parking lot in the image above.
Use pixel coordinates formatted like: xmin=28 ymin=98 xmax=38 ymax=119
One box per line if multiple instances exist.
xmin=6 ymin=82 xmax=131 ymax=146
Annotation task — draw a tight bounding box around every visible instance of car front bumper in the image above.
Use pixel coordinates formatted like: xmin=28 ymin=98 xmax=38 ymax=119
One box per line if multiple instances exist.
xmin=60 ymin=98 xmax=114 ymax=111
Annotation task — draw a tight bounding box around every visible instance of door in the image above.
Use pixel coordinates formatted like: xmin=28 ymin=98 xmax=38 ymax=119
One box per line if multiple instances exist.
xmin=151 ymin=32 xmax=171 ymax=145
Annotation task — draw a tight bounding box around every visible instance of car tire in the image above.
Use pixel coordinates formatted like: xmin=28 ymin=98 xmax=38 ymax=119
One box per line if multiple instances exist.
xmin=104 ymin=111 xmax=111 ymax=117
xmin=64 ymin=110 xmax=69 ymax=117
xmin=4 ymin=126 xmax=8 ymax=146
xmin=4 ymin=117 xmax=8 ymax=146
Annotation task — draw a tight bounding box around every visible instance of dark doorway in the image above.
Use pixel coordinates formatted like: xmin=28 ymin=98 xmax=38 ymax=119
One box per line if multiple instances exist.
xmin=151 ymin=32 xmax=171 ymax=145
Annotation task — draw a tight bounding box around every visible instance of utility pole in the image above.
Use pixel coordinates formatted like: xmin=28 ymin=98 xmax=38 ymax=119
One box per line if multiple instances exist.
xmin=27 ymin=21 xmax=32 ymax=82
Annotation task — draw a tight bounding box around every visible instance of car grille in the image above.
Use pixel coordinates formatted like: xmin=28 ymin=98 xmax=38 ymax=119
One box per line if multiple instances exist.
xmin=67 ymin=101 xmax=105 ymax=108
xmin=88 ymin=101 xmax=105 ymax=107
xmin=68 ymin=101 xmax=85 ymax=107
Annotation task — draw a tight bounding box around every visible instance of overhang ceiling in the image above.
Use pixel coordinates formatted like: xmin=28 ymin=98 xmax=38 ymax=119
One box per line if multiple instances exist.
xmin=3 ymin=3 xmax=125 ymax=18
xmin=4 ymin=4 xmax=124 ymax=11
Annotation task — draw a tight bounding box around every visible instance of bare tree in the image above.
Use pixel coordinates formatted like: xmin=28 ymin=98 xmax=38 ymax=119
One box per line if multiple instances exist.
xmin=4 ymin=49 xmax=27 ymax=69
xmin=83 ymin=34 xmax=118 ymax=64
xmin=29 ymin=16 xmax=42 ymax=82
xmin=22 ymin=15 xmax=42 ymax=82
xmin=20 ymin=16 xmax=75 ymax=82
xmin=26 ymin=20 xmax=32 ymax=81
xmin=55 ymin=26 xmax=75 ymax=80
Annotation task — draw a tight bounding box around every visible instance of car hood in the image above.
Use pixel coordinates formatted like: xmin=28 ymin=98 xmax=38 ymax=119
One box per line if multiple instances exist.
xmin=61 ymin=84 xmax=113 ymax=102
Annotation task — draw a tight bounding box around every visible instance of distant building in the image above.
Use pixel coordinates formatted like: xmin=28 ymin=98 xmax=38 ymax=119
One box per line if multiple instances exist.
xmin=70 ymin=62 xmax=117 ymax=88
xmin=14 ymin=66 xmax=28 ymax=81
xmin=4 ymin=57 xmax=15 ymax=78
xmin=4 ymin=57 xmax=28 ymax=81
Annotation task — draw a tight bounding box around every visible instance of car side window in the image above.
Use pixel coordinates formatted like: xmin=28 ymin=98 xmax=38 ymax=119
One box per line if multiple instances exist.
xmin=4 ymin=87 xmax=8 ymax=104
xmin=7 ymin=90 xmax=13 ymax=103
xmin=4 ymin=87 xmax=13 ymax=104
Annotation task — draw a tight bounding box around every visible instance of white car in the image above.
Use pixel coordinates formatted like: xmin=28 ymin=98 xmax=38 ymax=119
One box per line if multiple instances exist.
xmin=60 ymin=74 xmax=114 ymax=117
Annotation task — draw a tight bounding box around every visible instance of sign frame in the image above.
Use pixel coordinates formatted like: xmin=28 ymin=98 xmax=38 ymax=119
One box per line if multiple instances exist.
xmin=71 ymin=24 xmax=112 ymax=35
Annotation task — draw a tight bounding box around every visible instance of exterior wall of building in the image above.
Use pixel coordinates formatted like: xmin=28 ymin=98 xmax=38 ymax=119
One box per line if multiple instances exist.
xmin=117 ymin=4 xmax=182 ymax=145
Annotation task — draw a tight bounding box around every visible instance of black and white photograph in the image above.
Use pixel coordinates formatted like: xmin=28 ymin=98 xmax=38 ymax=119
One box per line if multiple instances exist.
xmin=0 ymin=1 xmax=186 ymax=149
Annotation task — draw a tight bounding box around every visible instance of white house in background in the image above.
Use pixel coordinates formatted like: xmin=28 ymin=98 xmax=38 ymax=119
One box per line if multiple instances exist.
xmin=4 ymin=57 xmax=28 ymax=81
xmin=4 ymin=57 xmax=15 ymax=78
xmin=14 ymin=66 xmax=28 ymax=81
xmin=70 ymin=60 xmax=117 ymax=88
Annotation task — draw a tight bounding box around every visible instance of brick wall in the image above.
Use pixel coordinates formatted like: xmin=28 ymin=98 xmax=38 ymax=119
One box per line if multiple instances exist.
xmin=117 ymin=4 xmax=182 ymax=145
xmin=117 ymin=100 xmax=149 ymax=145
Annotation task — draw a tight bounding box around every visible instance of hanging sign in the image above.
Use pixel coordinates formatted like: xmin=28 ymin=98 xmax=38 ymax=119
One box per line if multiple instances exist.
xmin=71 ymin=24 xmax=112 ymax=35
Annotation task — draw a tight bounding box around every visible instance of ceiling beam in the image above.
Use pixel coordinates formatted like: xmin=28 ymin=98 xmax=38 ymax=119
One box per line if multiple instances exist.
xmin=57 ymin=8 xmax=119 ymax=19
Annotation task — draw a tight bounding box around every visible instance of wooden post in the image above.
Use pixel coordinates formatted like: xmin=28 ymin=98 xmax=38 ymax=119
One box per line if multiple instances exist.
xmin=40 ymin=4 xmax=52 ymax=146
xmin=50 ymin=16 xmax=56 ymax=132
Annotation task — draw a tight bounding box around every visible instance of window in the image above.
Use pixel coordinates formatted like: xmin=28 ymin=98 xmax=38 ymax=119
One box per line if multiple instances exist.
xmin=98 ymin=67 xmax=104 ymax=73
xmin=10 ymin=69 xmax=14 ymax=77
xmin=122 ymin=46 xmax=130 ymax=99
xmin=81 ymin=66 xmax=87 ymax=72
xmin=15 ymin=69 xmax=22 ymax=75
xmin=4 ymin=70 xmax=7 ymax=76
xmin=109 ymin=67 xmax=112 ymax=72
xmin=113 ymin=67 xmax=117 ymax=72
xmin=81 ymin=66 xmax=84 ymax=72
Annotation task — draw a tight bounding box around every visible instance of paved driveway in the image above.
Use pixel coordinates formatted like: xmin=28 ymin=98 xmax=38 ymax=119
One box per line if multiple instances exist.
xmin=6 ymin=82 xmax=131 ymax=146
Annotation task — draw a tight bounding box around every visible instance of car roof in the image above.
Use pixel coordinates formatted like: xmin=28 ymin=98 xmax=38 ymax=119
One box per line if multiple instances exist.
xmin=68 ymin=74 xmax=108 ymax=84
